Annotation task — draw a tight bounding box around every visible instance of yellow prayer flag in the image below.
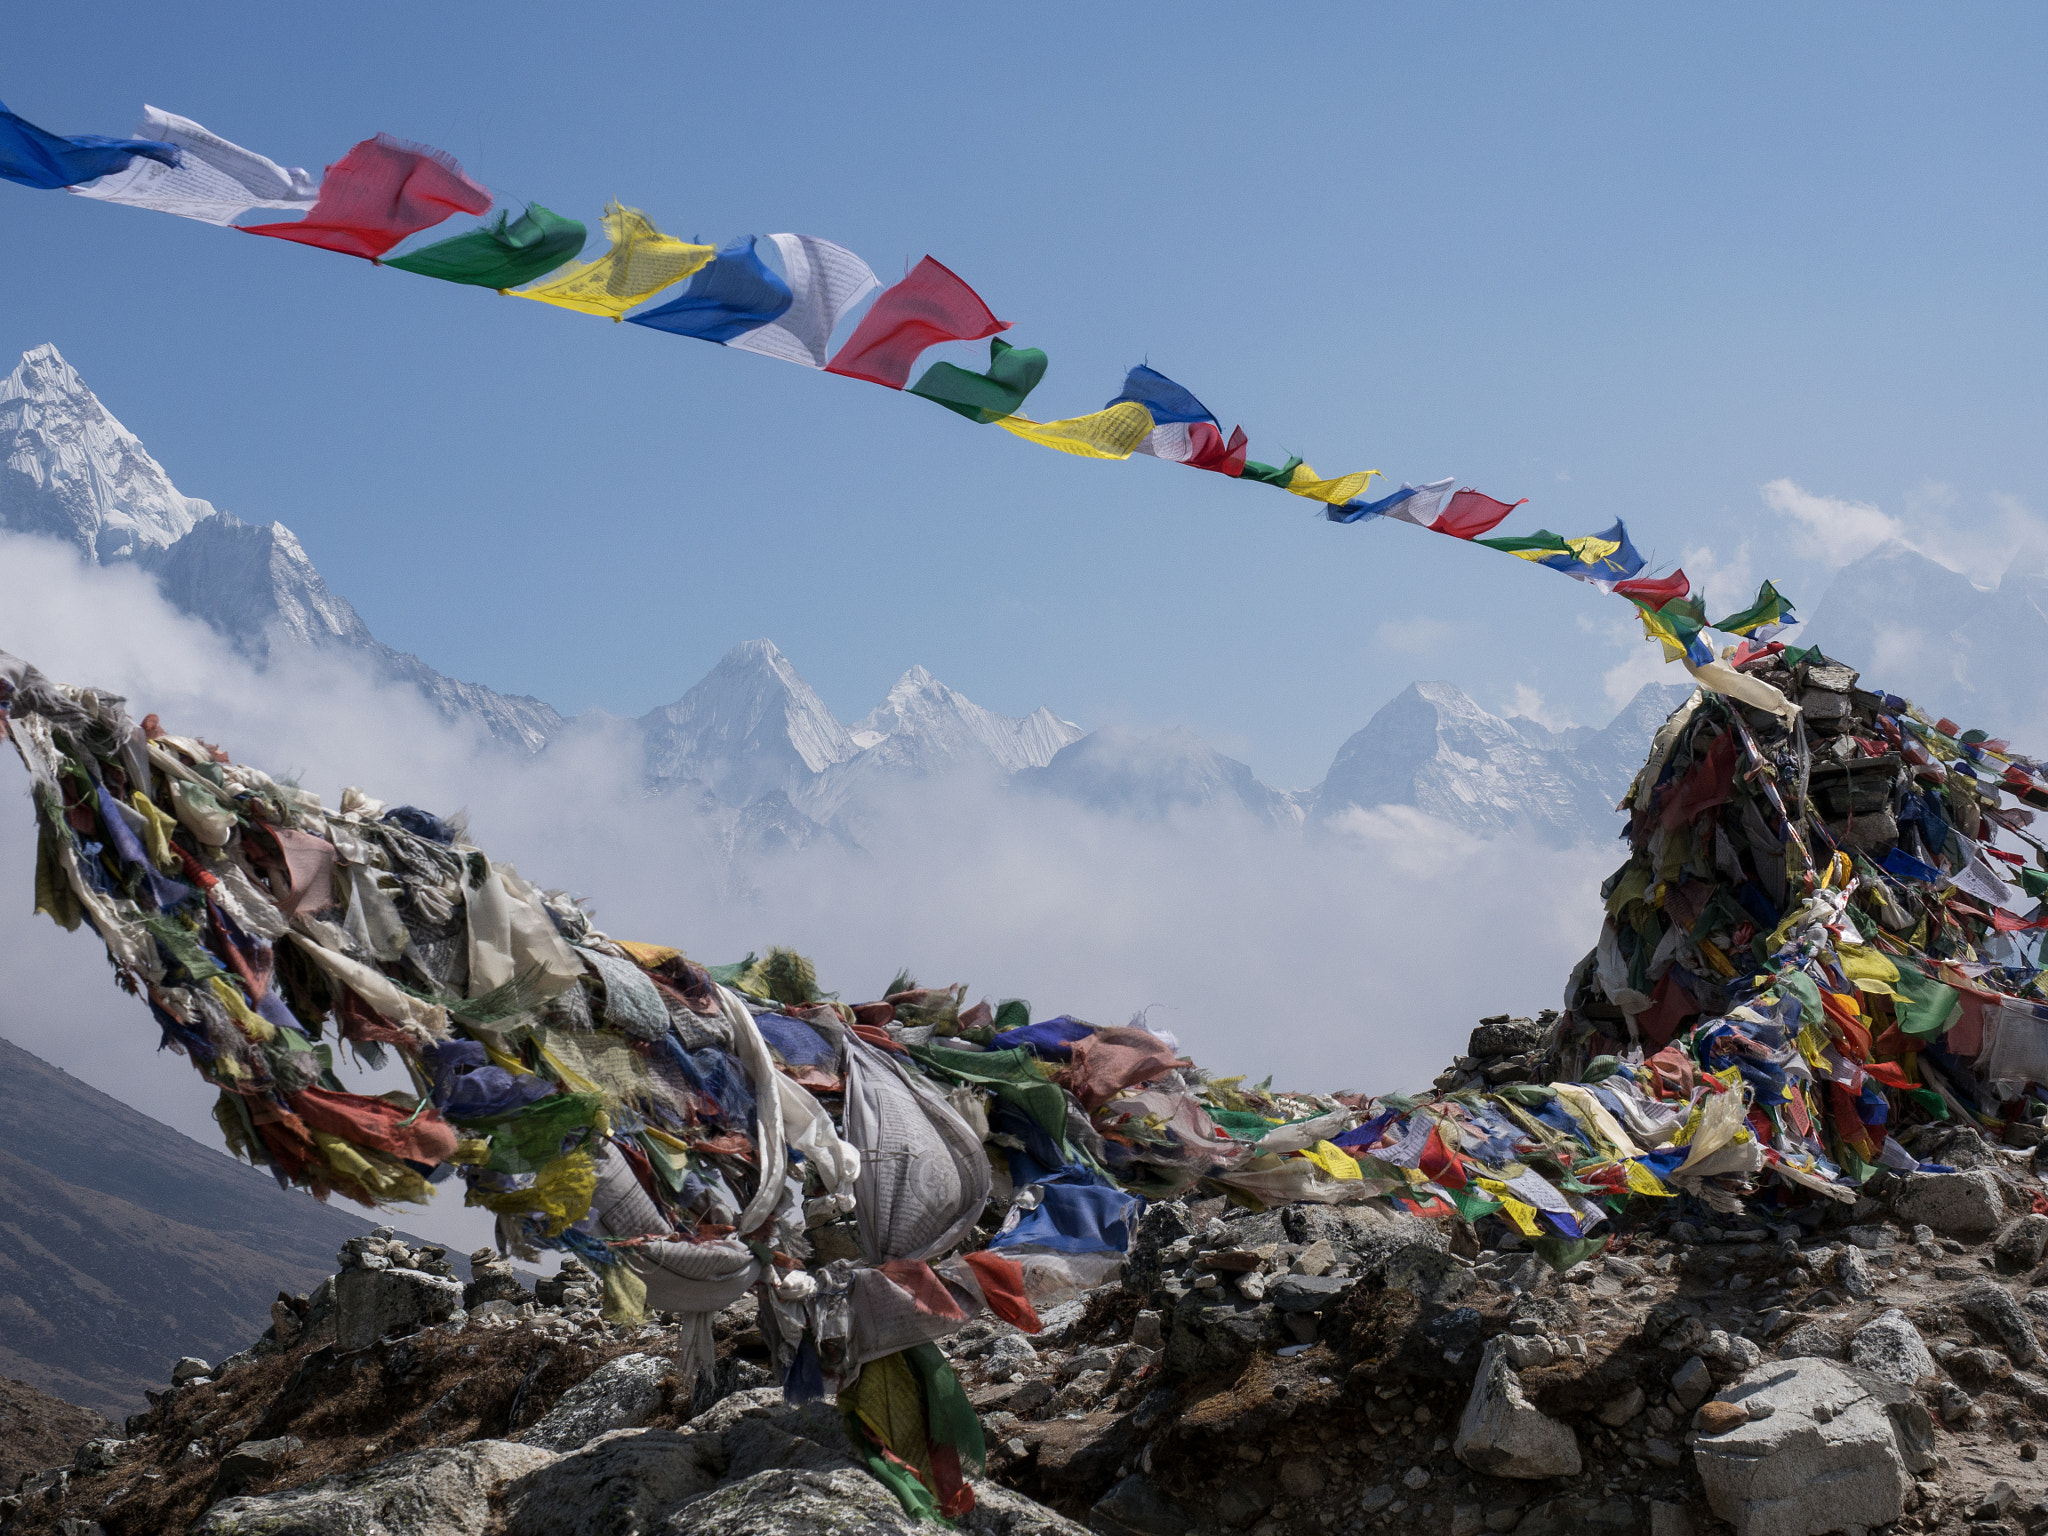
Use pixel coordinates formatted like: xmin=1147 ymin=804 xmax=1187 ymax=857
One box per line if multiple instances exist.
xmin=995 ymin=401 xmax=1154 ymax=459
xmin=1498 ymin=1195 xmax=1543 ymax=1236
xmin=1300 ymin=1139 xmax=1363 ymax=1181
xmin=1837 ymin=942 xmax=1900 ymax=995
xmin=511 ymin=202 xmax=714 ymax=320
xmin=1283 ymin=464 xmax=1382 ymax=505
xmin=208 ymin=974 xmax=276 ymax=1042
xmin=1623 ymin=1158 xmax=1676 ymax=1198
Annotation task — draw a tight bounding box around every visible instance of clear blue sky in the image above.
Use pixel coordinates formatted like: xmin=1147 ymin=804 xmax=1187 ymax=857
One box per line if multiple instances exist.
xmin=6 ymin=4 xmax=2045 ymax=785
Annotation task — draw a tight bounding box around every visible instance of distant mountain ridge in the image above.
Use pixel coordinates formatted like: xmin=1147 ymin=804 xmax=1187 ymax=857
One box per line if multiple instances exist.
xmin=0 ymin=343 xmax=1691 ymax=849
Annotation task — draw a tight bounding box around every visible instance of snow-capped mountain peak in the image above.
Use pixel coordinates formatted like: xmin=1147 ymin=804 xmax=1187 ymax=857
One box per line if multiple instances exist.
xmin=0 ymin=343 xmax=216 ymax=561
xmin=639 ymin=639 xmax=858 ymax=803
xmin=853 ymin=664 xmax=1084 ymax=775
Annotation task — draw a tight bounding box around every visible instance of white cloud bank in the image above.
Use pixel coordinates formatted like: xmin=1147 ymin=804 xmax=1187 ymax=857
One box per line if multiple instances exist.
xmin=0 ymin=531 xmax=1612 ymax=1248
xmin=1762 ymin=477 xmax=2048 ymax=585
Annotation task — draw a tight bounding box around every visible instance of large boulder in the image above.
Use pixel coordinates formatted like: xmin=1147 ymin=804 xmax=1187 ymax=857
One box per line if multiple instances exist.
xmin=1888 ymin=1168 xmax=2004 ymax=1239
xmin=1453 ymin=1338 xmax=1581 ymax=1480
xmin=193 ymin=1441 xmax=554 ymax=1535
xmin=1958 ymin=1281 xmax=2042 ymax=1367
xmin=1848 ymin=1310 xmax=1934 ymax=1385
xmin=1692 ymin=1359 xmax=1911 ymax=1536
xmin=522 ymin=1353 xmax=671 ymax=1452
xmin=335 ymin=1266 xmax=464 ymax=1351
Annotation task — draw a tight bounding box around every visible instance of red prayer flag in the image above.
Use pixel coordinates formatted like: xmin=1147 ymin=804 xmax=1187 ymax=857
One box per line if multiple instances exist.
xmin=1183 ymin=420 xmax=1248 ymax=476
xmin=961 ymin=1250 xmax=1042 ymax=1334
xmin=824 ymin=256 xmax=1008 ymax=388
xmin=241 ymin=134 xmax=490 ymax=261
xmin=1614 ymin=569 xmax=1691 ymax=608
xmin=1433 ymin=488 xmax=1527 ymax=540
xmin=877 ymin=1259 xmax=968 ymax=1320
xmin=290 ymin=1085 xmax=460 ymax=1166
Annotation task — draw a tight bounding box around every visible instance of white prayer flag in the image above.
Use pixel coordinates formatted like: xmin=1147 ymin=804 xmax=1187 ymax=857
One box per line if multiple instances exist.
xmin=1381 ymin=476 xmax=1458 ymax=529
xmin=728 ymin=233 xmax=879 ymax=368
xmin=68 ymin=105 xmax=317 ymax=226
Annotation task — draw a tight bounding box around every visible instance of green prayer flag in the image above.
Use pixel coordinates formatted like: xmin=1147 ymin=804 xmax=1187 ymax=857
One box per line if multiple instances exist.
xmin=1891 ymin=958 xmax=1962 ymax=1037
xmin=909 ymin=338 xmax=1048 ymax=423
xmin=911 ymin=1044 xmax=1076 ymax=1157
xmin=1476 ymin=529 xmax=1573 ymax=558
xmin=463 ymin=1090 xmax=605 ymax=1174
xmin=1712 ymin=579 xmax=1797 ymax=637
xmin=2022 ymin=867 xmax=2048 ymax=900
xmin=384 ymin=203 xmax=587 ymax=290
xmin=1238 ymin=455 xmax=1305 ymax=487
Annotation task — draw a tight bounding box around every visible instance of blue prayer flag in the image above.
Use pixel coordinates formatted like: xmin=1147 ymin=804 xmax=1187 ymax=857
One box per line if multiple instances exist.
xmin=627 ymin=234 xmax=793 ymax=343
xmin=0 ymin=97 xmax=180 ymax=190
xmin=1105 ymin=363 xmax=1217 ymax=425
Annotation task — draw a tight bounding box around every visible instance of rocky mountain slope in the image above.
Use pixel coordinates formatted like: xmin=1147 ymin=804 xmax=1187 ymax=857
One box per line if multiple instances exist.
xmin=10 ymin=1023 xmax=2047 ymax=1536
xmin=0 ymin=1035 xmax=398 ymax=1420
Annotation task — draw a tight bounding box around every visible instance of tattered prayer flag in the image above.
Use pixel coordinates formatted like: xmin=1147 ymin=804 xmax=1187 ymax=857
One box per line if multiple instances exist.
xmin=909 ymin=337 xmax=1049 ymax=423
xmin=825 ymin=256 xmax=1008 ymax=388
xmin=1433 ymin=488 xmax=1527 ymax=540
xmin=994 ymin=402 xmax=1154 ymax=459
xmin=1713 ymin=580 xmax=1798 ymax=640
xmin=241 ymin=135 xmax=489 ymax=261
xmin=67 ymin=104 xmax=313 ymax=224
xmin=1327 ymin=476 xmax=1455 ymax=525
xmin=383 ymin=203 xmax=586 ymax=290
xmin=627 ymin=234 xmax=793 ymax=343
xmin=726 ymin=233 xmax=879 ymax=368
xmin=0 ymin=96 xmax=180 ymax=190
xmin=512 ymin=201 xmax=713 ymax=319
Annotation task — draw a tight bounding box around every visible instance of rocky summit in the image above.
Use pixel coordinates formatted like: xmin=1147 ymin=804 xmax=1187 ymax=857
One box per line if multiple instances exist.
xmin=11 ymin=1054 xmax=2048 ymax=1536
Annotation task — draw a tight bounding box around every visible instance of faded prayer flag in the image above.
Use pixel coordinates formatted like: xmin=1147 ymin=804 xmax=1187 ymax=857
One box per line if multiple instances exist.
xmin=383 ymin=203 xmax=586 ymax=290
xmin=67 ymin=104 xmax=313 ymax=223
xmin=910 ymin=337 xmax=1049 ymax=423
xmin=0 ymin=96 xmax=180 ymax=190
xmin=627 ymin=234 xmax=793 ymax=343
xmin=825 ymin=256 xmax=1008 ymax=388
xmin=241 ymin=134 xmax=490 ymax=261
xmin=511 ymin=202 xmax=714 ymax=319
xmin=727 ymin=233 xmax=879 ymax=368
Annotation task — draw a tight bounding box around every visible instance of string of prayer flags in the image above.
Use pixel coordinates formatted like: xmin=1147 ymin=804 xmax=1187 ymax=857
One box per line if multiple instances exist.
xmin=0 ymin=96 xmax=180 ymax=191
xmin=909 ymin=338 xmax=1049 ymax=424
xmin=726 ymin=234 xmax=879 ymax=368
xmin=66 ymin=105 xmax=314 ymax=224
xmin=0 ymin=88 xmax=1803 ymax=679
xmin=384 ymin=203 xmax=586 ymax=290
xmin=1713 ymin=580 xmax=1799 ymax=640
xmin=993 ymin=401 xmax=1155 ymax=460
xmin=824 ymin=256 xmax=1009 ymax=388
xmin=627 ymin=234 xmax=792 ymax=343
xmin=511 ymin=201 xmax=713 ymax=320
xmin=241 ymin=134 xmax=490 ymax=261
